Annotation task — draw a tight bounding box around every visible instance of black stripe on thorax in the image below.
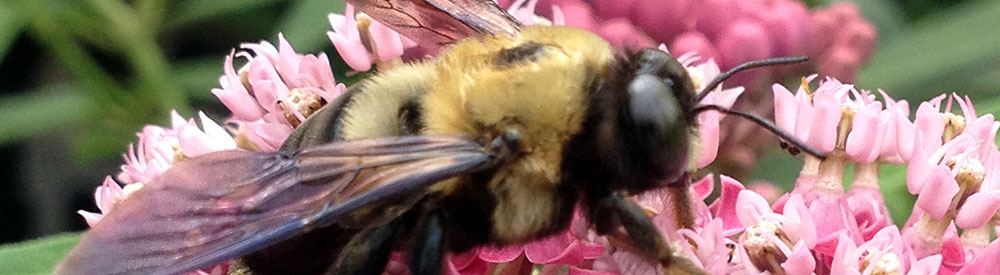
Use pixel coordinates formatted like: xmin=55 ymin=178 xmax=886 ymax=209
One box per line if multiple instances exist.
xmin=492 ymin=42 xmax=548 ymax=69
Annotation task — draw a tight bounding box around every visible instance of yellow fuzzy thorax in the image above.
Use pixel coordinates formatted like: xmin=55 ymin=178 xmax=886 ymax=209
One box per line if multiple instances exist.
xmin=422 ymin=26 xmax=614 ymax=241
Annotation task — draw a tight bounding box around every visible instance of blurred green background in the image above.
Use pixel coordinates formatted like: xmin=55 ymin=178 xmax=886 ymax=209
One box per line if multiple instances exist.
xmin=0 ymin=0 xmax=999 ymax=272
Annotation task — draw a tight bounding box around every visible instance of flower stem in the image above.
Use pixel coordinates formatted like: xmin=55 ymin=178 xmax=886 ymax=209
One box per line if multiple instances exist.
xmin=850 ymin=162 xmax=879 ymax=189
xmin=906 ymin=214 xmax=952 ymax=258
xmin=960 ymin=223 xmax=992 ymax=255
xmin=814 ymin=152 xmax=848 ymax=194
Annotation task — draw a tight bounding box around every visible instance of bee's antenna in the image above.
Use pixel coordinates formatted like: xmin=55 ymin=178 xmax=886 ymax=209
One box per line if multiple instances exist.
xmin=693 ymin=104 xmax=827 ymax=160
xmin=694 ymin=56 xmax=809 ymax=104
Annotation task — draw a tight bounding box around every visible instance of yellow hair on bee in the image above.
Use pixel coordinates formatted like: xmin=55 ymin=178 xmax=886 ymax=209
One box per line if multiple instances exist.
xmin=339 ymin=62 xmax=438 ymax=140
xmin=421 ymin=26 xmax=615 ymax=241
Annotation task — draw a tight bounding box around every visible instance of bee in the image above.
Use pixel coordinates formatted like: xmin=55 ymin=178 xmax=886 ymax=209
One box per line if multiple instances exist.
xmin=56 ymin=0 xmax=823 ymax=274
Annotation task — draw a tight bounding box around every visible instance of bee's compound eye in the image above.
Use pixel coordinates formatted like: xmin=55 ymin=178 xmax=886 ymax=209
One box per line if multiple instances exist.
xmin=627 ymin=74 xmax=688 ymax=177
xmin=628 ymin=74 xmax=682 ymax=132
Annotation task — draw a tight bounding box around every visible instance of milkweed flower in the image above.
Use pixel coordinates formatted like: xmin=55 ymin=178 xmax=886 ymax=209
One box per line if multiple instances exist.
xmin=478 ymin=211 xmax=606 ymax=267
xmin=212 ymin=34 xmax=347 ymax=152
xmin=499 ymin=0 xmax=877 ymax=87
xmin=79 ymin=111 xmax=235 ymax=275
xmin=829 ymin=227 xmax=943 ymax=275
xmin=899 ymin=94 xmax=1000 ymax=272
xmin=329 ymin=0 xmax=563 ymax=73
xmin=78 ymin=1 xmax=1000 ymax=274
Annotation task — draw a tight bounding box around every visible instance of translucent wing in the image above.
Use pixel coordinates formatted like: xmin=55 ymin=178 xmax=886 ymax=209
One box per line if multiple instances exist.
xmin=55 ymin=136 xmax=493 ymax=275
xmin=347 ymin=0 xmax=521 ymax=46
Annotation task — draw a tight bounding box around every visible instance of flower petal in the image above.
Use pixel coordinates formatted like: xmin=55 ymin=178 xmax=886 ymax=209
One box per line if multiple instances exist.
xmin=78 ymin=210 xmax=104 ymax=227
xmin=692 ymin=174 xmax=714 ymax=200
xmin=773 ymin=83 xmax=798 ymax=134
xmin=957 ymin=239 xmax=1000 ymax=275
xmin=735 ymin=189 xmax=772 ymax=228
xmin=914 ymin=165 xmax=960 ymax=219
xmin=955 ymin=190 xmax=1000 ymax=229
xmin=907 ymin=255 xmax=942 ymax=275
xmin=781 ymin=241 xmax=816 ymax=275
xmin=524 ymin=231 xmax=583 ymax=265
xmin=846 ymin=101 xmax=883 ymax=163
xmin=806 ymin=90 xmax=841 ymax=152
xmin=478 ymin=244 xmax=524 ymax=263
xmin=710 ymin=175 xmax=746 ymax=234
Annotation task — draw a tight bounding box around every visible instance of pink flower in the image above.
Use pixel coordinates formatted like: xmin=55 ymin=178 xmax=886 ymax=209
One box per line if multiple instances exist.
xmin=213 ymin=35 xmax=347 ymax=152
xmin=669 ymin=31 xmax=721 ymax=65
xmin=77 ymin=177 xmax=143 ymax=227
xmin=676 ymin=218 xmax=738 ymax=274
xmin=118 ymin=111 xmax=236 ymax=184
xmin=830 ymin=227 xmax=942 ymax=275
xmin=595 ymin=18 xmax=655 ymax=50
xmin=956 ymin=239 xmax=1000 ymax=275
xmin=81 ymin=111 xmax=236 ymax=274
xmin=479 ymin=211 xmax=605 ymax=266
xmin=328 ymin=4 xmax=415 ymax=72
xmin=734 ymin=191 xmax=818 ymax=274
xmin=706 ymin=175 xmax=748 ymax=235
xmin=809 ymin=2 xmax=877 ymax=82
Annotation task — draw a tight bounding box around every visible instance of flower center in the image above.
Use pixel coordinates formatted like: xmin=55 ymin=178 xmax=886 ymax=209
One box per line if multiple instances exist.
xmin=279 ymin=88 xmax=327 ymax=127
xmin=860 ymin=250 xmax=901 ymax=275
xmin=743 ymin=220 xmax=793 ymax=274
xmin=948 ymin=157 xmax=985 ymax=210
xmin=942 ymin=112 xmax=966 ymax=142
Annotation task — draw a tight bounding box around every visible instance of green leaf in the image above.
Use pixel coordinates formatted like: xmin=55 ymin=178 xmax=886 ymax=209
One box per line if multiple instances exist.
xmin=749 ymin=150 xmax=804 ymax=191
xmin=878 ymin=164 xmax=916 ymax=226
xmin=0 ymin=84 xmax=93 ymax=145
xmin=165 ymin=0 xmax=285 ymax=30
xmin=858 ymin=0 xmax=1000 ymax=103
xmin=851 ymin=0 xmax=906 ymax=39
xmin=0 ymin=1 xmax=24 ymax=60
xmin=175 ymin=58 xmax=226 ymax=101
xmin=0 ymin=233 xmax=81 ymax=275
xmin=276 ymin=0 xmax=344 ymax=52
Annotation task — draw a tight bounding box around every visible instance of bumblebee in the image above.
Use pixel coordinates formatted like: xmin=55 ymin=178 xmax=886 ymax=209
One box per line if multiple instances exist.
xmin=56 ymin=1 xmax=820 ymax=274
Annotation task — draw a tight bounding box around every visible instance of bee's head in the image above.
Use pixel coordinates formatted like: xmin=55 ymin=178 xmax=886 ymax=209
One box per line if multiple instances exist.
xmin=620 ymin=49 xmax=698 ymax=187
xmin=610 ymin=49 xmax=818 ymax=191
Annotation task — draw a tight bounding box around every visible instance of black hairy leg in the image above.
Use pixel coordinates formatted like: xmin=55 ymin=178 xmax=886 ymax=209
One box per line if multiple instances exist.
xmin=667 ymin=173 xmax=695 ymax=229
xmin=325 ymin=220 xmax=402 ymax=275
xmin=229 ymin=225 xmax=351 ymax=275
xmin=410 ymin=209 xmax=445 ymax=275
xmin=588 ymin=192 xmax=706 ymax=275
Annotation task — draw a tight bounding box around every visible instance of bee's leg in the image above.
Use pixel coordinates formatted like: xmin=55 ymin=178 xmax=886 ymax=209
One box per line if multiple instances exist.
xmin=410 ymin=209 xmax=445 ymax=275
xmin=326 ymin=221 xmax=401 ymax=275
xmin=591 ymin=192 xmax=706 ymax=275
xmin=668 ymin=175 xmax=695 ymax=229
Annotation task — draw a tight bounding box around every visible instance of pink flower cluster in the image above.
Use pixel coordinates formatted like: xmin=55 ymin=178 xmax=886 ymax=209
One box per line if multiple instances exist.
xmin=79 ymin=111 xmax=236 ymax=275
xmin=213 ymin=34 xmax=347 ymax=152
xmin=79 ymin=33 xmax=351 ymax=275
xmin=494 ymin=0 xmax=875 ymax=85
xmin=80 ymin=1 xmax=1000 ymax=274
xmin=763 ymin=77 xmax=1000 ymax=274
xmin=328 ymin=0 xmax=565 ymax=72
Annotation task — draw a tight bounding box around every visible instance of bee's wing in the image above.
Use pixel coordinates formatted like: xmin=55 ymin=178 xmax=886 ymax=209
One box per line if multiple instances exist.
xmin=55 ymin=136 xmax=493 ymax=275
xmin=347 ymin=0 xmax=520 ymax=46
